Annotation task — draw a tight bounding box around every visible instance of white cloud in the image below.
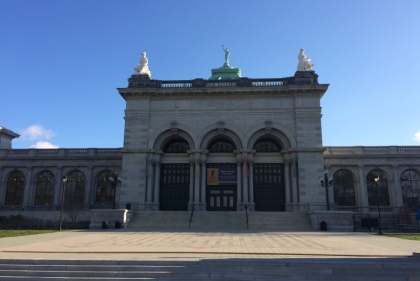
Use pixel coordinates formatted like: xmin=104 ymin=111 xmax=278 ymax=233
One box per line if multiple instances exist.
xmin=29 ymin=141 xmax=59 ymax=149
xmin=20 ymin=125 xmax=55 ymax=141
xmin=414 ymin=131 xmax=420 ymax=142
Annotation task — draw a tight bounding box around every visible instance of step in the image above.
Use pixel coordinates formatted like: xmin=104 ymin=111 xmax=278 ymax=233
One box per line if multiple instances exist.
xmin=0 ymin=259 xmax=419 ymax=281
xmin=128 ymin=211 xmax=313 ymax=231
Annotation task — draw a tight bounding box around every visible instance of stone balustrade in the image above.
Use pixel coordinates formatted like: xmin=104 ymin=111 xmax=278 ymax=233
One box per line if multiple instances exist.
xmin=324 ymin=146 xmax=420 ymax=155
xmin=0 ymin=148 xmax=122 ymax=158
xmin=126 ymin=76 xmax=312 ymax=89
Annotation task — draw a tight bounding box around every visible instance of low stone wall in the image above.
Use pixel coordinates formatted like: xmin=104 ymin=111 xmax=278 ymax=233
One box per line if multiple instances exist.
xmin=307 ymin=211 xmax=354 ymax=231
xmin=90 ymin=209 xmax=134 ymax=229
xmin=0 ymin=210 xmax=91 ymax=224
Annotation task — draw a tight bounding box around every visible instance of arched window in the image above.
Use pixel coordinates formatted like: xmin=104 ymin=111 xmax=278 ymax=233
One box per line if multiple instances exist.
xmin=95 ymin=170 xmax=114 ymax=204
xmin=366 ymin=170 xmax=390 ymax=206
xmin=163 ymin=139 xmax=190 ymax=153
xmin=34 ymin=171 xmax=55 ymax=205
xmin=65 ymin=170 xmax=86 ymax=205
xmin=208 ymin=138 xmax=235 ymax=153
xmin=4 ymin=171 xmax=25 ymax=205
xmin=400 ymin=169 xmax=420 ymax=212
xmin=332 ymin=169 xmax=356 ymax=206
xmin=253 ymin=138 xmax=281 ymax=152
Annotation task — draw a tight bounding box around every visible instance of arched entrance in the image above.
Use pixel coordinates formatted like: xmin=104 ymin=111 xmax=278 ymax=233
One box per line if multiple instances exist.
xmin=159 ymin=138 xmax=190 ymax=211
xmin=251 ymin=138 xmax=285 ymax=211
xmin=205 ymin=137 xmax=238 ymax=211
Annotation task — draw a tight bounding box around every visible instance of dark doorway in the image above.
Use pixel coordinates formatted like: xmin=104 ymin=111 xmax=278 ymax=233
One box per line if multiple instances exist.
xmin=207 ymin=186 xmax=236 ymax=211
xmin=253 ymin=163 xmax=285 ymax=211
xmin=159 ymin=163 xmax=189 ymax=211
xmin=206 ymin=163 xmax=237 ymax=211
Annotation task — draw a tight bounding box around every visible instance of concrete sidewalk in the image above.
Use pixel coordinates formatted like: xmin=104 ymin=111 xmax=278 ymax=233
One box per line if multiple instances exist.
xmin=1 ymin=229 xmax=420 ymax=260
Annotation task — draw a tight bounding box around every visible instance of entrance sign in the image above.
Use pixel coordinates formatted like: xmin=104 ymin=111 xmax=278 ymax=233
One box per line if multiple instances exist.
xmin=207 ymin=168 xmax=237 ymax=185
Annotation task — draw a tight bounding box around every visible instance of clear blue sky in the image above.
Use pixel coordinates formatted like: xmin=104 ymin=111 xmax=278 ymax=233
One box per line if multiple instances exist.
xmin=1 ymin=0 xmax=419 ymax=149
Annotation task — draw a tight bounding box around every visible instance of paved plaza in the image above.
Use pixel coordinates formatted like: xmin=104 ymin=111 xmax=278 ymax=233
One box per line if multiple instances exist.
xmin=1 ymin=229 xmax=420 ymax=260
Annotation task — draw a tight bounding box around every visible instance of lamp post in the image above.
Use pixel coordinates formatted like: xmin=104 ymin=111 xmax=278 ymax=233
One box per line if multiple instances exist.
xmin=374 ymin=175 xmax=383 ymax=235
xmin=320 ymin=170 xmax=333 ymax=211
xmin=108 ymin=171 xmax=122 ymax=209
xmin=59 ymin=176 xmax=67 ymax=231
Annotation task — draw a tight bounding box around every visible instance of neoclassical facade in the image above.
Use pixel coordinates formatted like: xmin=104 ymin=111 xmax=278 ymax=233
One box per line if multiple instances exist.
xmin=1 ymin=51 xmax=419 ymax=220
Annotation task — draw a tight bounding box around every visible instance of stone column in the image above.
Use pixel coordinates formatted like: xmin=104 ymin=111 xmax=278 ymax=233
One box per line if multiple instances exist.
xmin=236 ymin=158 xmax=243 ymax=211
xmin=200 ymin=159 xmax=207 ymax=211
xmin=146 ymin=157 xmax=154 ymax=210
xmin=358 ymin=165 xmax=369 ymax=214
xmin=242 ymin=154 xmax=249 ymax=206
xmin=194 ymin=154 xmax=200 ymax=209
xmin=23 ymin=166 xmax=33 ymax=206
xmin=291 ymin=157 xmax=299 ymax=212
xmin=248 ymin=159 xmax=255 ymax=211
xmin=284 ymin=158 xmax=292 ymax=211
xmin=84 ymin=166 xmax=94 ymax=205
xmin=324 ymin=165 xmax=335 ymax=210
xmin=0 ymin=166 xmax=4 ymax=204
xmin=188 ymin=158 xmax=194 ymax=211
xmin=53 ymin=167 xmax=64 ymax=206
xmin=152 ymin=160 xmax=161 ymax=211
xmin=392 ymin=165 xmax=403 ymax=209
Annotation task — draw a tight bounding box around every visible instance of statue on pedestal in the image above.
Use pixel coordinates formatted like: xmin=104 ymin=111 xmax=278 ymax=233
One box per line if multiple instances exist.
xmin=134 ymin=52 xmax=151 ymax=77
xmin=222 ymin=45 xmax=230 ymax=66
xmin=297 ymin=48 xmax=314 ymax=71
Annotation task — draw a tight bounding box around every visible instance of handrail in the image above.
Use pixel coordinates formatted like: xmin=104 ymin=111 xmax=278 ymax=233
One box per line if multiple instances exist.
xmin=244 ymin=205 xmax=248 ymax=229
xmin=188 ymin=205 xmax=194 ymax=229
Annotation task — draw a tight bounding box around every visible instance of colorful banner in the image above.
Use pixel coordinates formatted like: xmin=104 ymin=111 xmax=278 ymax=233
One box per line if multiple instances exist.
xmin=207 ymin=168 xmax=237 ymax=185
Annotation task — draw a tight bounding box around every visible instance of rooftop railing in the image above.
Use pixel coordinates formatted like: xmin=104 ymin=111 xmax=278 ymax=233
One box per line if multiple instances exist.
xmin=126 ymin=74 xmax=318 ymax=89
xmin=324 ymin=146 xmax=420 ymax=155
xmin=1 ymin=148 xmax=122 ymax=158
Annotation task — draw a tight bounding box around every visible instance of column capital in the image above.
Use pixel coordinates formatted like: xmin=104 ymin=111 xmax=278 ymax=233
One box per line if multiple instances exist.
xmin=199 ymin=159 xmax=207 ymax=164
xmin=358 ymin=164 xmax=364 ymax=168
xmin=187 ymin=149 xmax=203 ymax=154
xmin=236 ymin=158 xmax=243 ymax=164
xmin=392 ymin=164 xmax=399 ymax=169
xmin=284 ymin=158 xmax=292 ymax=164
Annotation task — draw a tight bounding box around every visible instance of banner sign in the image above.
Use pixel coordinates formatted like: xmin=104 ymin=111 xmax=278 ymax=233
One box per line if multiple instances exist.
xmin=207 ymin=168 xmax=237 ymax=186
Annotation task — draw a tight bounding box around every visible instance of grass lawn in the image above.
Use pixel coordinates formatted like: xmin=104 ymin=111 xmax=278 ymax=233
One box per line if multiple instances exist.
xmin=0 ymin=230 xmax=57 ymax=238
xmin=385 ymin=234 xmax=420 ymax=241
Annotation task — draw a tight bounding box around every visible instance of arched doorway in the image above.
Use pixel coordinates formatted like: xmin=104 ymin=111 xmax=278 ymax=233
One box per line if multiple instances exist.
xmin=206 ymin=138 xmax=237 ymax=211
xmin=159 ymin=138 xmax=190 ymax=211
xmin=252 ymin=138 xmax=285 ymax=211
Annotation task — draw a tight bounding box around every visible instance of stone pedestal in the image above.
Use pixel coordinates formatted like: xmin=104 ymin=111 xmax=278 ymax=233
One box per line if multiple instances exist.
xmin=90 ymin=209 xmax=134 ymax=229
xmin=209 ymin=65 xmax=241 ymax=80
xmin=307 ymin=211 xmax=354 ymax=231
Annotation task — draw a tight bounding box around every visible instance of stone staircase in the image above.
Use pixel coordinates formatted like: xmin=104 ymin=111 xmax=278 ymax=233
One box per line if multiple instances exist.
xmin=128 ymin=211 xmax=312 ymax=231
xmin=0 ymin=258 xmax=419 ymax=280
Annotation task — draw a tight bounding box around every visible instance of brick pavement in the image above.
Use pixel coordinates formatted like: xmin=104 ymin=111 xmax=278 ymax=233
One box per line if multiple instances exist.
xmin=1 ymin=229 xmax=420 ymax=260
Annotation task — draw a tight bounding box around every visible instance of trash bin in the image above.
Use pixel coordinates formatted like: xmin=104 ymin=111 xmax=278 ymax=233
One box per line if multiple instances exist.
xmin=126 ymin=202 xmax=131 ymax=210
xmin=115 ymin=221 xmax=121 ymax=229
xmin=102 ymin=221 xmax=108 ymax=229
xmin=320 ymin=221 xmax=327 ymax=231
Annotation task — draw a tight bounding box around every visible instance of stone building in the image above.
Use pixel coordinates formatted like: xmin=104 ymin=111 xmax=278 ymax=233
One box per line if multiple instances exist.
xmin=0 ymin=50 xmax=419 ymax=228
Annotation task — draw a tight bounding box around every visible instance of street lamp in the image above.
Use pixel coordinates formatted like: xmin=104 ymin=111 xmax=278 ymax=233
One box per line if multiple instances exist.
xmin=374 ymin=175 xmax=384 ymax=235
xmin=108 ymin=171 xmax=122 ymax=209
xmin=59 ymin=176 xmax=67 ymax=231
xmin=320 ymin=170 xmax=333 ymax=211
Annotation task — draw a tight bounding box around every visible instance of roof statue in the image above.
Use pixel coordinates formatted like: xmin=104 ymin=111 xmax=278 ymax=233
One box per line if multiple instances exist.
xmin=297 ymin=48 xmax=314 ymax=71
xmin=134 ymin=52 xmax=151 ymax=78
xmin=222 ymin=45 xmax=230 ymax=66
